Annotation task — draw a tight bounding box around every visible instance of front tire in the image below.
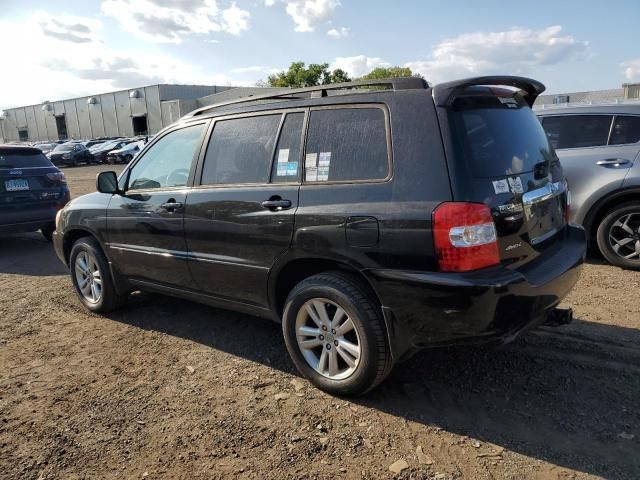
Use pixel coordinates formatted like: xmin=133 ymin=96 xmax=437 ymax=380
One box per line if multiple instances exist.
xmin=69 ymin=237 xmax=127 ymax=312
xmin=596 ymin=202 xmax=640 ymax=270
xmin=282 ymin=272 xmax=392 ymax=396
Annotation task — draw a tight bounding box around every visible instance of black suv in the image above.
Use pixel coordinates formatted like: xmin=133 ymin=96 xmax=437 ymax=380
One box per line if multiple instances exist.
xmin=53 ymin=77 xmax=585 ymax=395
xmin=1 ymin=145 xmax=70 ymax=240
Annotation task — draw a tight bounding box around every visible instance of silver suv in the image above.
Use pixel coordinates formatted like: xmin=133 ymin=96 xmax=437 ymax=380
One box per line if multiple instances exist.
xmin=537 ymin=105 xmax=640 ymax=269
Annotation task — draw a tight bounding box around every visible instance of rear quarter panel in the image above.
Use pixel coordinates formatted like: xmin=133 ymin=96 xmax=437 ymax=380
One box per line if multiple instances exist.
xmin=289 ymin=91 xmax=452 ymax=273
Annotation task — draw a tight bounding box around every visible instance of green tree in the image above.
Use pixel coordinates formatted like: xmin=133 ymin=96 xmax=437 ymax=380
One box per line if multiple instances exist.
xmin=359 ymin=66 xmax=423 ymax=81
xmin=266 ymin=62 xmax=351 ymax=87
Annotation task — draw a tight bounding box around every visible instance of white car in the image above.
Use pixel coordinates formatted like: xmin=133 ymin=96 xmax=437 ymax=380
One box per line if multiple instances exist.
xmin=106 ymin=141 xmax=145 ymax=164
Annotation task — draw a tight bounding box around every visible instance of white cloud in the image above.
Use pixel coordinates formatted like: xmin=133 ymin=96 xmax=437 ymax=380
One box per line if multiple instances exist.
xmin=100 ymin=0 xmax=250 ymax=43
xmin=0 ymin=11 xmax=245 ymax=109
xmin=222 ymin=2 xmax=250 ymax=35
xmin=327 ymin=26 xmax=349 ymax=38
xmin=622 ymin=59 xmax=640 ymax=82
xmin=230 ymin=65 xmax=279 ymax=75
xmin=35 ymin=11 xmax=102 ymax=44
xmin=330 ymin=56 xmax=390 ymax=78
xmin=405 ymin=25 xmax=588 ymax=84
xmin=266 ymin=0 xmax=340 ymax=32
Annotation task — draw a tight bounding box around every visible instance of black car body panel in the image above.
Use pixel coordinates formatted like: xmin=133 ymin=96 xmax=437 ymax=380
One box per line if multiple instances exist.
xmin=54 ymin=76 xmax=585 ymax=361
xmin=48 ymin=143 xmax=93 ymax=166
xmin=0 ymin=146 xmax=70 ymax=234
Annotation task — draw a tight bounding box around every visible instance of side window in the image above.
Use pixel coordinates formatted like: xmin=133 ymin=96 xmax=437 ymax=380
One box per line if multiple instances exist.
xmin=542 ymin=115 xmax=612 ymax=149
xmin=127 ymin=123 xmax=205 ymax=191
xmin=304 ymin=108 xmax=389 ymax=182
xmin=610 ymin=116 xmax=640 ymax=145
xmin=201 ymin=114 xmax=281 ymax=185
xmin=271 ymin=112 xmax=304 ymax=183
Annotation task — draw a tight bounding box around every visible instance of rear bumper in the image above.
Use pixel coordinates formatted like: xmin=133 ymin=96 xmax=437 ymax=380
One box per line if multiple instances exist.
xmin=364 ymin=225 xmax=586 ymax=361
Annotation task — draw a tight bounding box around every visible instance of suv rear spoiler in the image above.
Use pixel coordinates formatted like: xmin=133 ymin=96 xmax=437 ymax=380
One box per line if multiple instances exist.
xmin=432 ymin=76 xmax=546 ymax=108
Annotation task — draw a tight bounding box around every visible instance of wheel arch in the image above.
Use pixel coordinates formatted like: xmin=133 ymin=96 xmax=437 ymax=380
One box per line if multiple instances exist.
xmin=268 ymin=257 xmax=382 ymax=319
xmin=583 ymin=187 xmax=640 ymax=246
xmin=62 ymin=227 xmax=107 ymax=265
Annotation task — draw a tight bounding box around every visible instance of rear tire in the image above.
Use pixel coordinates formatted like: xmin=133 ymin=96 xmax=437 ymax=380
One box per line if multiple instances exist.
xmin=282 ymin=272 xmax=392 ymax=396
xmin=69 ymin=237 xmax=127 ymax=312
xmin=41 ymin=223 xmax=55 ymax=242
xmin=596 ymin=202 xmax=640 ymax=270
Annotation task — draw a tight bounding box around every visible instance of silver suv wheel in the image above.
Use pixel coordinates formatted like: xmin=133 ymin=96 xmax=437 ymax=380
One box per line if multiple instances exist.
xmin=608 ymin=212 xmax=640 ymax=260
xmin=73 ymin=251 xmax=102 ymax=304
xmin=295 ymin=298 xmax=361 ymax=380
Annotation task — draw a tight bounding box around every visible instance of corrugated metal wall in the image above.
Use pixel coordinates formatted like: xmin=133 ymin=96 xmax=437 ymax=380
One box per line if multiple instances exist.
xmin=0 ymin=84 xmax=240 ymax=142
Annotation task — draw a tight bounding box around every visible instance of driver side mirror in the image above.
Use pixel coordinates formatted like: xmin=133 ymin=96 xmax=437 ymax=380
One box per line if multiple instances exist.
xmin=96 ymin=171 xmax=120 ymax=194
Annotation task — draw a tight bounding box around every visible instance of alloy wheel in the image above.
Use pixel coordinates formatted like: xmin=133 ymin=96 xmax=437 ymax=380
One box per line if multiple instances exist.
xmin=608 ymin=212 xmax=640 ymax=260
xmin=295 ymin=298 xmax=361 ymax=380
xmin=74 ymin=251 xmax=102 ymax=303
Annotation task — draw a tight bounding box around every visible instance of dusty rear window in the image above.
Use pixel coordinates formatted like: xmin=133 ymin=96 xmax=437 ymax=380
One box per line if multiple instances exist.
xmin=450 ymin=94 xmax=554 ymax=178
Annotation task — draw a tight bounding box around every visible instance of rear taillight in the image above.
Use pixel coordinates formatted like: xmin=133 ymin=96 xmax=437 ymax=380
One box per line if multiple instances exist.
xmin=433 ymin=202 xmax=500 ymax=272
xmin=46 ymin=171 xmax=67 ymax=184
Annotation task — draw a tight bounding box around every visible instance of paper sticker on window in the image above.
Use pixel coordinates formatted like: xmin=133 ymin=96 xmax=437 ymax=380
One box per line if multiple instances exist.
xmin=277 ymin=149 xmax=290 ymax=164
xmin=508 ymin=176 xmax=524 ymax=194
xmin=286 ymin=161 xmax=298 ymax=176
xmin=492 ymin=179 xmax=510 ymax=194
xmin=305 ymin=152 xmax=318 ymax=168
xmin=317 ymin=165 xmax=329 ymax=182
xmin=306 ymin=166 xmax=318 ymax=182
xmin=318 ymin=151 xmax=331 ymax=167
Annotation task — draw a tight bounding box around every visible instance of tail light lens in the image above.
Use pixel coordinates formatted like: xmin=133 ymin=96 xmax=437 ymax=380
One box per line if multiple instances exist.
xmin=46 ymin=171 xmax=67 ymax=184
xmin=433 ymin=202 xmax=500 ymax=272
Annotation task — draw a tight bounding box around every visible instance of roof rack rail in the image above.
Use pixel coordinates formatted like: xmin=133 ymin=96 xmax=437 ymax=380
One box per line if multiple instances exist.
xmin=184 ymin=77 xmax=428 ymax=119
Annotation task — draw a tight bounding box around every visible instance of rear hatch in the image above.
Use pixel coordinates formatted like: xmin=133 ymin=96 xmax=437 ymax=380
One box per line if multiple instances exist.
xmin=440 ymin=85 xmax=569 ymax=269
xmin=0 ymin=148 xmax=69 ymax=225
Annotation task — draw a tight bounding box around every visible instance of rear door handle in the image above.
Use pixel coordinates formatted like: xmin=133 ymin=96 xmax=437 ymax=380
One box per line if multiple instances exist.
xmin=596 ymin=158 xmax=631 ymax=168
xmin=261 ymin=199 xmax=292 ymax=211
xmin=160 ymin=201 xmax=184 ymax=212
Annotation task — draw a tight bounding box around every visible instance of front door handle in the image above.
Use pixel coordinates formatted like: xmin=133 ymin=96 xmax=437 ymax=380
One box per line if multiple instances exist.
xmin=160 ymin=200 xmax=184 ymax=212
xmin=596 ymin=158 xmax=631 ymax=168
xmin=261 ymin=198 xmax=292 ymax=211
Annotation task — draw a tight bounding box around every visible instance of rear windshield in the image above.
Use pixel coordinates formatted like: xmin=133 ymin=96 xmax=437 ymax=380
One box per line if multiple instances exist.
xmin=0 ymin=151 xmax=52 ymax=168
xmin=449 ymin=93 xmax=554 ymax=178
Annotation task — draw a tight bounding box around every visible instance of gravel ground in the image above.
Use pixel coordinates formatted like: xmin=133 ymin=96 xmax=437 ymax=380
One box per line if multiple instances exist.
xmin=0 ymin=165 xmax=639 ymax=480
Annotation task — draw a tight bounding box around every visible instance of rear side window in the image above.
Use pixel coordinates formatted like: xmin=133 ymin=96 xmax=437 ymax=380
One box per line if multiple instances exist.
xmin=610 ymin=116 xmax=640 ymax=145
xmin=202 ymin=114 xmax=281 ymax=185
xmin=542 ymin=115 xmax=612 ymax=149
xmin=450 ymin=95 xmax=554 ymax=178
xmin=304 ymin=108 xmax=389 ymax=182
xmin=0 ymin=151 xmax=51 ymax=168
xmin=271 ymin=112 xmax=304 ymax=183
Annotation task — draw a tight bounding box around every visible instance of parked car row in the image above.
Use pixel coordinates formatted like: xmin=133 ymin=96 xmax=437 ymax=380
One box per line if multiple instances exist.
xmin=30 ymin=136 xmax=151 ymax=167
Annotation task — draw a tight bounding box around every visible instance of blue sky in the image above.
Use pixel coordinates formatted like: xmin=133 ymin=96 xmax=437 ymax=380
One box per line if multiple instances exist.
xmin=1 ymin=0 xmax=639 ymax=109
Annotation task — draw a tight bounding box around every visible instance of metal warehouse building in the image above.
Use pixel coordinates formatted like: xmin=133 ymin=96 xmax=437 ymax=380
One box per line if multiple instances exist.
xmin=0 ymin=84 xmax=236 ymax=143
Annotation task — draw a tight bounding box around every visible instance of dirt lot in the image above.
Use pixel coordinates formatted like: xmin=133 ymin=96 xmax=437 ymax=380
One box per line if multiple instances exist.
xmin=1 ymin=165 xmax=639 ymax=480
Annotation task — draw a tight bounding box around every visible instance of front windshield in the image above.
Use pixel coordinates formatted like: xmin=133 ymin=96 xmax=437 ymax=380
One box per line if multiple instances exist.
xmin=53 ymin=144 xmax=74 ymax=152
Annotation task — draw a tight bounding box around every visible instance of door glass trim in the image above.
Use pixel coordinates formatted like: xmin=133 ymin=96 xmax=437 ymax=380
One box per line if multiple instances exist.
xmin=193 ymin=107 xmax=307 ymax=188
xmin=119 ymin=119 xmax=210 ymax=193
xmin=301 ymin=103 xmax=393 ymax=185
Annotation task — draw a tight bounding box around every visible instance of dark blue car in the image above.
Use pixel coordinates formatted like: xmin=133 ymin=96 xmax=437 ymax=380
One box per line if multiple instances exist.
xmin=0 ymin=145 xmax=71 ymax=241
